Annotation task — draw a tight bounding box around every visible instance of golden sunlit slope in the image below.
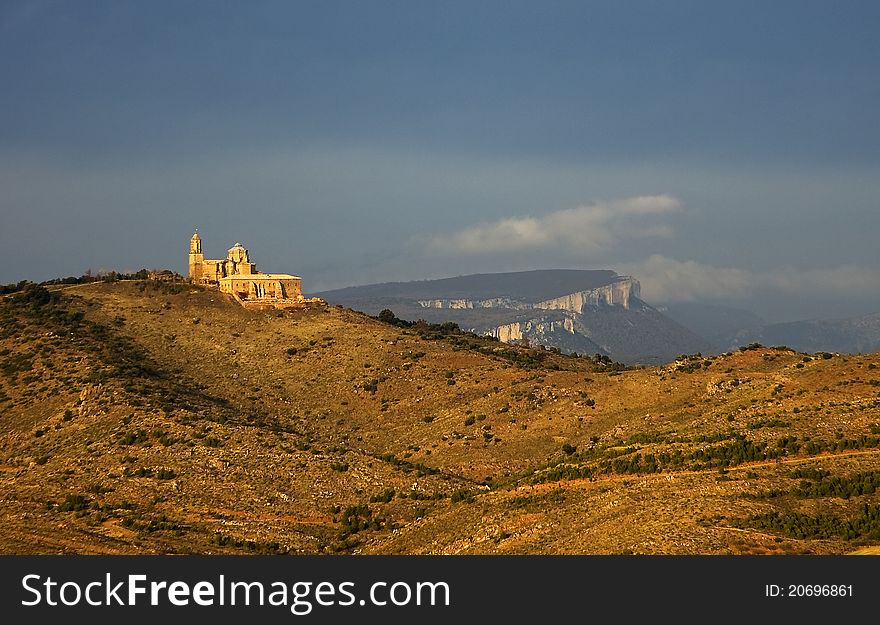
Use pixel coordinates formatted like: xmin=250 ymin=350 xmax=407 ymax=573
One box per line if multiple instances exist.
xmin=1 ymin=281 xmax=879 ymax=554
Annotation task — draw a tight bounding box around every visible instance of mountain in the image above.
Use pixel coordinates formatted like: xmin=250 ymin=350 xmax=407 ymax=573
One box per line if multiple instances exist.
xmin=315 ymin=270 xmax=710 ymax=365
xmin=3 ymin=281 xmax=880 ymax=555
xmin=725 ymin=312 xmax=880 ymax=354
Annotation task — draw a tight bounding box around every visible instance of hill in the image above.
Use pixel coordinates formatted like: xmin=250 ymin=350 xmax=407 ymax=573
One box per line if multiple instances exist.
xmin=725 ymin=312 xmax=880 ymax=355
xmin=315 ymin=270 xmax=710 ymax=364
xmin=1 ymin=281 xmax=880 ymax=555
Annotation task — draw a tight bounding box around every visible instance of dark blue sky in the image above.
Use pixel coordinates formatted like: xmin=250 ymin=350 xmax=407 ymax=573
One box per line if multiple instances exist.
xmin=2 ymin=1 xmax=879 ymax=320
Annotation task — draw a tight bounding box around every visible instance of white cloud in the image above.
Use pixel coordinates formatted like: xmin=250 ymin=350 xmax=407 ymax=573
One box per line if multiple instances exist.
xmin=621 ymin=255 xmax=880 ymax=304
xmin=425 ymin=195 xmax=681 ymax=256
xmin=760 ymin=265 xmax=880 ymax=297
xmin=619 ymin=255 xmax=753 ymax=302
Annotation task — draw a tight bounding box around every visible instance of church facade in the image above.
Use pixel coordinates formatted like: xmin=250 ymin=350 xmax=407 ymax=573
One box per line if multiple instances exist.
xmin=188 ymin=232 xmax=258 ymax=284
xmin=188 ymin=232 xmax=322 ymax=310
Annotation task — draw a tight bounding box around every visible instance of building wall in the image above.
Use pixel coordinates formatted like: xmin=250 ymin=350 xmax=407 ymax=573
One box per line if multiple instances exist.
xmin=191 ymin=255 xmax=257 ymax=284
xmin=188 ymin=253 xmax=204 ymax=282
xmin=219 ymin=277 xmax=302 ymax=300
xmin=188 ymin=234 xmax=204 ymax=282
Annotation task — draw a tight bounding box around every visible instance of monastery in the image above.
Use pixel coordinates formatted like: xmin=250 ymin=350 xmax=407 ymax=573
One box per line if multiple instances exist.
xmin=188 ymin=231 xmax=324 ymax=310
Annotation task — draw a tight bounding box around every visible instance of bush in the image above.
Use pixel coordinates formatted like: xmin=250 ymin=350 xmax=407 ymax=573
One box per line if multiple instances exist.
xmin=118 ymin=430 xmax=149 ymax=445
xmin=10 ymin=284 xmax=59 ymax=308
xmin=739 ymin=504 xmax=880 ymax=541
xmin=369 ymin=489 xmax=396 ymax=503
xmin=58 ymin=494 xmax=90 ymax=512
xmin=450 ymin=490 xmax=475 ymax=503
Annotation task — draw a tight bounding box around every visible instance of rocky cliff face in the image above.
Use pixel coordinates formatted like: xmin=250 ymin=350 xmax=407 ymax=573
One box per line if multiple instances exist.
xmin=533 ymin=277 xmax=639 ymax=313
xmin=411 ymin=275 xmax=699 ymax=363
xmin=488 ymin=316 xmax=576 ymax=343
xmin=486 ymin=315 xmax=606 ymax=356
xmin=471 ymin=277 xmax=707 ymax=363
xmin=417 ymin=277 xmax=640 ymax=313
xmin=416 ymin=297 xmax=530 ymax=310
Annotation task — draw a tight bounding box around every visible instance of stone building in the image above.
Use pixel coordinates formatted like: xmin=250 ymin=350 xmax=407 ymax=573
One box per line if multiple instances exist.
xmin=188 ymin=231 xmax=323 ymax=310
xmin=188 ymin=232 xmax=257 ymax=284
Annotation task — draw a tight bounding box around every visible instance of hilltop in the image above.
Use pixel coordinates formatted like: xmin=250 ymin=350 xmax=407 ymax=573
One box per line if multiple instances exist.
xmin=1 ymin=280 xmax=879 ymax=554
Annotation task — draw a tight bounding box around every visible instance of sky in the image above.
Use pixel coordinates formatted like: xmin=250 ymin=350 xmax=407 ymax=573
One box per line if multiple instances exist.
xmin=1 ymin=0 xmax=879 ymax=322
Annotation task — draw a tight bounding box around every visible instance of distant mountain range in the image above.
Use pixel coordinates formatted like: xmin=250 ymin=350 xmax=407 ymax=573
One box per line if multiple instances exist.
xmin=722 ymin=312 xmax=880 ymax=354
xmin=315 ymin=270 xmax=880 ymax=361
xmin=315 ymin=270 xmax=709 ymax=364
xmin=658 ymin=302 xmax=880 ymax=355
xmin=655 ymin=302 xmax=766 ymax=347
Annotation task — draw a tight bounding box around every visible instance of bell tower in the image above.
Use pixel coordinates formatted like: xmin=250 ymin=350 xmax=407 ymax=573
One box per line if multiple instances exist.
xmin=188 ymin=231 xmax=204 ymax=282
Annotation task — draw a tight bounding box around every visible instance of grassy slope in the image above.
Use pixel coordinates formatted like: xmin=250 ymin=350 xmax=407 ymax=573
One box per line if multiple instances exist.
xmin=1 ymin=281 xmax=879 ymax=554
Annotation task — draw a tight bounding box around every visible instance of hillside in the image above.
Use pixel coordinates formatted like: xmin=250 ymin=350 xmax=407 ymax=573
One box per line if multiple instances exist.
xmin=316 ymin=270 xmax=709 ymax=364
xmin=1 ymin=281 xmax=880 ymax=555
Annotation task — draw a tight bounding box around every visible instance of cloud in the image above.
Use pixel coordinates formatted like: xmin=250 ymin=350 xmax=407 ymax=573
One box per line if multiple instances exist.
xmin=621 ymin=255 xmax=880 ymax=304
xmin=619 ymin=255 xmax=753 ymax=302
xmin=424 ymin=195 xmax=681 ymax=257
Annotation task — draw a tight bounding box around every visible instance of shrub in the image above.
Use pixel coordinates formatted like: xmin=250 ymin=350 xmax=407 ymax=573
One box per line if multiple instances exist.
xmin=369 ymin=489 xmax=396 ymax=503
xmin=58 ymin=494 xmax=90 ymax=512
xmin=118 ymin=430 xmax=149 ymax=445
xmin=450 ymin=489 xmax=475 ymax=503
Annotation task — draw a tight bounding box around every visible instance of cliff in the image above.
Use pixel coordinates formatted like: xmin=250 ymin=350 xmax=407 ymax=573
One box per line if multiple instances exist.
xmin=416 ymin=277 xmax=640 ymax=313
xmin=486 ymin=316 xmax=606 ymax=356
xmin=533 ymin=277 xmax=640 ymax=312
